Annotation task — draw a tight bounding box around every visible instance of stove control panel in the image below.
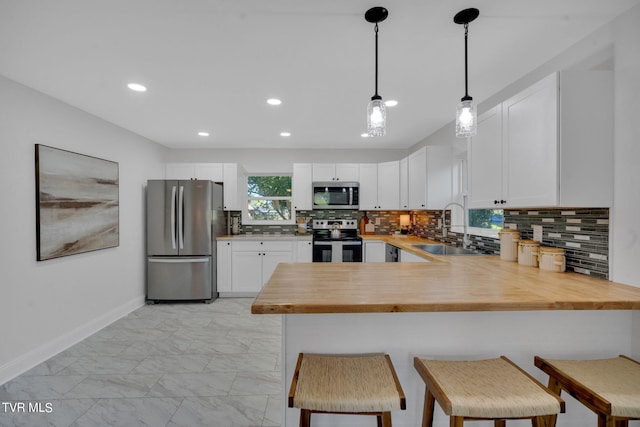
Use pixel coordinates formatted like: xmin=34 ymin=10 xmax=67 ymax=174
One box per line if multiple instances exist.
xmin=312 ymin=219 xmax=358 ymax=230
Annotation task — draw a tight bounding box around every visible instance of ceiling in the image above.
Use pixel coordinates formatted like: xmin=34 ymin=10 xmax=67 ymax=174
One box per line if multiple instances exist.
xmin=1 ymin=0 xmax=637 ymax=150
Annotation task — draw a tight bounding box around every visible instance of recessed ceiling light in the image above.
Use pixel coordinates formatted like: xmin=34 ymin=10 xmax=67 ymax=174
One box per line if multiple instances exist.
xmin=198 ymin=131 xmax=210 ymax=137
xmin=385 ymin=100 xmax=398 ymax=107
xmin=280 ymin=132 xmax=291 ymax=137
xmin=267 ymin=98 xmax=282 ymax=106
xmin=127 ymin=83 xmax=147 ymax=92
xmin=361 ymin=133 xmax=370 ymax=138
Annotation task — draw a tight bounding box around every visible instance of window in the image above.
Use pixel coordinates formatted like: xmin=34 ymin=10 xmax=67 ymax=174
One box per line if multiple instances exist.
xmin=243 ymin=175 xmax=293 ymax=224
xmin=469 ymin=209 xmax=504 ymax=230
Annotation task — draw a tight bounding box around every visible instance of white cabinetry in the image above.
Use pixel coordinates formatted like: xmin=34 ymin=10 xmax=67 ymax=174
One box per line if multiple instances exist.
xmin=364 ymin=241 xmax=386 ymax=262
xmin=231 ymin=241 xmax=293 ymax=294
xmin=312 ymin=163 xmax=359 ymax=182
xmin=359 ymin=161 xmax=399 ymax=210
xmin=399 ymin=157 xmax=409 ymax=209
xmin=222 ymin=163 xmax=244 ymax=211
xmin=407 ymin=148 xmax=427 ymax=209
xmin=216 ymin=241 xmax=232 ymax=293
xmin=426 ymin=145 xmax=453 ymax=209
xmin=165 ymin=163 xmax=224 ymax=181
xmin=292 ymin=163 xmax=312 ymax=211
xmin=468 ymin=71 xmax=613 ymax=209
xmin=296 ymin=240 xmax=313 ymax=262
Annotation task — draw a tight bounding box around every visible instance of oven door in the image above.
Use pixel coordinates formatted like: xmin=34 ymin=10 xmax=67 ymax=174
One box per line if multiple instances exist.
xmin=313 ymin=240 xmax=362 ymax=262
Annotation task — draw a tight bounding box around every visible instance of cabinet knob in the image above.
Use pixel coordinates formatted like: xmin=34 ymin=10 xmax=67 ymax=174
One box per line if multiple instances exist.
xmin=501 ymin=200 xmax=507 ymax=204
xmin=494 ymin=200 xmax=499 ymax=205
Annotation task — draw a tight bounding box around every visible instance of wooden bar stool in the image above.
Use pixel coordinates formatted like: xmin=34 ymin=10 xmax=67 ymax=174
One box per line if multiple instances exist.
xmin=414 ymin=356 xmax=565 ymax=427
xmin=535 ymin=355 xmax=640 ymax=427
xmin=288 ymin=353 xmax=406 ymax=427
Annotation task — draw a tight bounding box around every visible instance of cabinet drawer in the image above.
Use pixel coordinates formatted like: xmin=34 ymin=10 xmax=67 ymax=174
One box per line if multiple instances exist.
xmin=232 ymin=240 xmax=294 ymax=252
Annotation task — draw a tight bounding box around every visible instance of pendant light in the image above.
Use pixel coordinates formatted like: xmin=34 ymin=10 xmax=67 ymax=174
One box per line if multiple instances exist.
xmin=365 ymin=7 xmax=388 ymax=137
xmin=454 ymin=8 xmax=479 ymax=138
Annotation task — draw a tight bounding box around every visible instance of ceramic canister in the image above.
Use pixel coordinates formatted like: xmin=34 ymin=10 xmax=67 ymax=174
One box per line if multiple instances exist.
xmin=518 ymin=240 xmax=541 ymax=267
xmin=538 ymin=247 xmax=566 ymax=272
xmin=499 ymin=228 xmax=520 ymax=262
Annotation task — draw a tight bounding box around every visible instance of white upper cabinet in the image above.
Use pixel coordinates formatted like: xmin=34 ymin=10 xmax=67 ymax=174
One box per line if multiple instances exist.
xmin=292 ymin=163 xmax=313 ymax=211
xmin=407 ymin=147 xmax=427 ymax=209
xmin=468 ymin=71 xmax=613 ymax=209
xmin=165 ymin=163 xmax=224 ymax=181
xmin=312 ymin=163 xmax=359 ymax=182
xmin=399 ymin=157 xmax=409 ymax=210
xmin=358 ymin=161 xmax=399 ymax=211
xmin=222 ymin=163 xmax=244 ymax=211
xmin=426 ymin=145 xmax=453 ymax=210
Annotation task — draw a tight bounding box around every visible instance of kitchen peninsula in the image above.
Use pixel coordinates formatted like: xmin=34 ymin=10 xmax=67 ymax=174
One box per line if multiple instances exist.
xmin=252 ymin=249 xmax=640 ymax=427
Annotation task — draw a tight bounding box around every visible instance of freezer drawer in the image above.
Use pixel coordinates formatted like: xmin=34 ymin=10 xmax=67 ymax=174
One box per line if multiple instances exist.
xmin=147 ymin=256 xmax=213 ymax=301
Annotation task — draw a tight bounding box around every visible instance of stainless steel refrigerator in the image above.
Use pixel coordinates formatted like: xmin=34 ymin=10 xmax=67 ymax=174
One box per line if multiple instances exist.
xmin=146 ymin=180 xmax=223 ymax=303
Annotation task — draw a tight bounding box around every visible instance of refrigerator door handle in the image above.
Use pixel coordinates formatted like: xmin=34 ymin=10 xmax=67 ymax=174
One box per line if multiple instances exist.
xmin=148 ymin=258 xmax=209 ymax=263
xmin=178 ymin=185 xmax=185 ymax=249
xmin=170 ymin=185 xmax=177 ymax=250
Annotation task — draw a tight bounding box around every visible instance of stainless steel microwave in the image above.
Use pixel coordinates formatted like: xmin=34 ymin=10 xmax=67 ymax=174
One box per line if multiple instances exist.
xmin=312 ymin=182 xmax=359 ymax=210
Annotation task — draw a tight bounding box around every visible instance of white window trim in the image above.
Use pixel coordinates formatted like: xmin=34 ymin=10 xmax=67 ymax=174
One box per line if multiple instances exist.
xmin=451 ymin=208 xmax=500 ymax=240
xmin=242 ymin=174 xmax=295 ymax=225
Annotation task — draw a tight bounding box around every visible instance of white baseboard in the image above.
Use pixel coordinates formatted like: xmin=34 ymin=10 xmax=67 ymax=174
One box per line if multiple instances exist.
xmin=0 ymin=295 xmax=145 ymax=385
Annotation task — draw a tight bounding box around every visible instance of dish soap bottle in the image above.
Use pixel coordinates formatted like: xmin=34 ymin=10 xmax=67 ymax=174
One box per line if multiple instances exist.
xmin=360 ymin=212 xmax=369 ymax=235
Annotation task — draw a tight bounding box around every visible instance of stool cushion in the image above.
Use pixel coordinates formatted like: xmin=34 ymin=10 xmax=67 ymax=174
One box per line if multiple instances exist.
xmin=542 ymin=356 xmax=640 ymax=418
xmin=418 ymin=357 xmax=562 ymax=419
xmin=292 ymin=353 xmax=403 ymax=413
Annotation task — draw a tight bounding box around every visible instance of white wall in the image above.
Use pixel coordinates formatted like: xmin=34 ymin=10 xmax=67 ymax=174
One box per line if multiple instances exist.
xmin=0 ymin=75 xmax=166 ymax=383
xmin=165 ymin=147 xmax=408 ymax=173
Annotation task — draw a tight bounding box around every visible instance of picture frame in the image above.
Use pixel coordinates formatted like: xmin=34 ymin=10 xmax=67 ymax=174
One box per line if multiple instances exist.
xmin=35 ymin=144 xmax=119 ymax=261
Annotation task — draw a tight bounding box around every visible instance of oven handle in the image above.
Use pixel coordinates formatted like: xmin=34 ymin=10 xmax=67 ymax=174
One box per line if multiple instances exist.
xmin=313 ymin=241 xmax=361 ymax=246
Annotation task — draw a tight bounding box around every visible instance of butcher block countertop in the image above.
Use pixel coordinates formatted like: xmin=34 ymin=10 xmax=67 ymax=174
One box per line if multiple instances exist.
xmin=251 ymin=253 xmax=640 ymax=314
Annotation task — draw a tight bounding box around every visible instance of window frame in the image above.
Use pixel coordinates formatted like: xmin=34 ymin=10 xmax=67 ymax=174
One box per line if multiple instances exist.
xmin=242 ymin=173 xmax=295 ymax=225
xmin=451 ymin=208 xmax=503 ymax=239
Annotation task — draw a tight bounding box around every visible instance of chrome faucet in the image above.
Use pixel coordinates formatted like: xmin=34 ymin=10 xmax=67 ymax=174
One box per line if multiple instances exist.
xmin=442 ymin=200 xmax=470 ymax=249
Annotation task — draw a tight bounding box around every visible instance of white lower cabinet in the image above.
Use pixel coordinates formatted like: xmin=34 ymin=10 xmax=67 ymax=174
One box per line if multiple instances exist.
xmin=218 ymin=239 xmax=302 ymax=296
xmin=296 ymin=240 xmax=313 ymax=262
xmin=400 ymin=249 xmax=430 ymax=263
xmin=364 ymin=241 xmax=386 ymax=262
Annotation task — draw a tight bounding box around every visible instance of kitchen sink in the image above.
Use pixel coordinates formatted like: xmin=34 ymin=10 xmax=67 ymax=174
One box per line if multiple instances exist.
xmin=412 ymin=244 xmax=483 ymax=256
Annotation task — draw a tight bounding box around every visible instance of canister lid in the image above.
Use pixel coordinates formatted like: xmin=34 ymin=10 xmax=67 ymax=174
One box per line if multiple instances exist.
xmin=500 ymin=228 xmax=519 ymax=233
xmin=539 ymin=247 xmax=565 ymax=254
xmin=518 ymin=239 xmax=540 ymax=245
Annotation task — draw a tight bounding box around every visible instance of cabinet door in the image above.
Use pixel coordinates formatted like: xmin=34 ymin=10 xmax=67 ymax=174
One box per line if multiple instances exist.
xmin=231 ymin=251 xmax=262 ymax=293
xmin=358 ymin=164 xmax=379 ymax=210
xmin=292 ymin=163 xmax=312 ymax=211
xmin=503 ymin=73 xmax=558 ymax=207
xmin=262 ymin=251 xmax=293 ymax=287
xmin=426 ymin=146 xmax=453 ymax=210
xmin=335 ymin=164 xmax=360 ymax=181
xmin=377 ymin=161 xmax=400 ymax=210
xmin=364 ymin=241 xmax=386 ymax=262
xmin=408 ymin=147 xmax=427 ymax=209
xmin=312 ymin=164 xmax=336 ymax=181
xmin=468 ymin=106 xmax=503 ymax=209
xmin=296 ymin=240 xmax=313 ymax=262
xmin=165 ymin=163 xmax=195 ymax=180
xmin=223 ymin=163 xmax=242 ymax=211
xmin=399 ymin=157 xmax=409 ymax=210
xmin=216 ymin=241 xmax=232 ymax=292
xmin=194 ymin=163 xmax=223 ymax=182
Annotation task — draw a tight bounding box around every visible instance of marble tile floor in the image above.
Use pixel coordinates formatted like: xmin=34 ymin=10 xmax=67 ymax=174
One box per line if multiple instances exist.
xmin=0 ymin=298 xmax=283 ymax=427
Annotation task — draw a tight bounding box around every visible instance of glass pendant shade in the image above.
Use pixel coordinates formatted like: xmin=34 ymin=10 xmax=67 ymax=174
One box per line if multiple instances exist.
xmin=367 ymin=98 xmax=386 ymax=137
xmin=456 ymin=98 xmax=477 ymax=137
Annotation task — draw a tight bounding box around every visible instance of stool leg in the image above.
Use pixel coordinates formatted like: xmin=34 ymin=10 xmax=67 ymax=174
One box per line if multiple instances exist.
xmin=422 ymin=386 xmax=436 ymax=427
xmin=598 ymin=414 xmax=615 ymax=427
xmin=543 ymin=377 xmax=562 ymax=427
xmin=614 ymin=419 xmax=627 ymax=427
xmin=380 ymin=411 xmax=392 ymax=427
xmin=299 ymin=409 xmax=311 ymax=427
xmin=532 ymin=417 xmax=542 ymax=427
xmin=495 ymin=420 xmax=506 ymax=427
xmin=450 ymin=416 xmax=464 ymax=427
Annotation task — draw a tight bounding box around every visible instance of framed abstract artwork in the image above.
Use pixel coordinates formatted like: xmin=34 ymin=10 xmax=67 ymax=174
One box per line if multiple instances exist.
xmin=35 ymin=144 xmax=119 ymax=260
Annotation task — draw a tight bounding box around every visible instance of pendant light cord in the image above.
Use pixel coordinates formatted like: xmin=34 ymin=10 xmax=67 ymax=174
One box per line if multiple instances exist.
xmin=463 ymin=22 xmax=470 ymax=100
xmin=374 ymin=22 xmax=380 ymax=99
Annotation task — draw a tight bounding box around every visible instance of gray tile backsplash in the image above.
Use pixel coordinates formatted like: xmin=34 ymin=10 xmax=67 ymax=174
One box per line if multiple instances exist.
xmin=229 ymin=207 xmax=610 ymax=279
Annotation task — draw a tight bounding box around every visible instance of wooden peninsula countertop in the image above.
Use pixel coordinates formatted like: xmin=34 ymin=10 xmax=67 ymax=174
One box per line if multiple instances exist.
xmin=251 ymin=241 xmax=640 ymax=314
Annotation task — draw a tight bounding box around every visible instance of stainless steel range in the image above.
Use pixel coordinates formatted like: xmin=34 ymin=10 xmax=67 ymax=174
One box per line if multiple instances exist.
xmin=312 ymin=219 xmax=363 ymax=262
